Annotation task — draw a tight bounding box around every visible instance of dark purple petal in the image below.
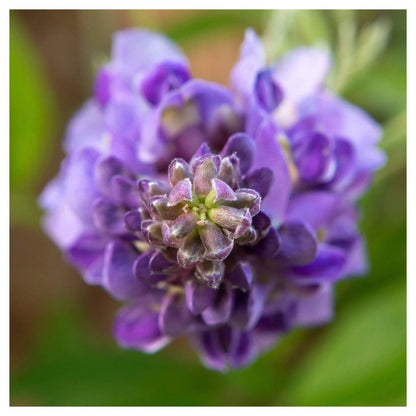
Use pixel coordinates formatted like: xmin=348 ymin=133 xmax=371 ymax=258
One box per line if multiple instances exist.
xmin=246 ymin=227 xmax=280 ymax=257
xmin=195 ymin=330 xmax=227 ymax=372
xmin=229 ymin=331 xmax=257 ymax=369
xmin=251 ymin=211 xmax=271 ymax=240
xmin=276 ymin=222 xmax=317 ymax=265
xmin=111 ymin=175 xmax=140 ymax=209
xmin=327 ymin=138 xmax=356 ymax=190
xmin=158 ymin=293 xmax=193 ymax=336
xmin=231 ymin=284 xmax=265 ymax=330
xmin=255 ymin=295 xmax=297 ymax=333
xmin=244 ymin=167 xmax=274 ymax=198
xmin=201 ymin=284 xmax=233 ymax=326
xmin=149 ymin=251 xmax=175 ymax=275
xmin=255 ymin=69 xmax=283 ymax=112
xmin=292 ymin=132 xmax=332 ymax=182
xmin=141 ymin=61 xmax=191 ymax=105
xmin=221 ymin=133 xmax=256 ymax=174
xmin=93 ymin=156 xmax=127 ymax=198
xmin=92 ymin=198 xmax=126 ymax=235
xmin=114 ymin=304 xmax=170 ymax=353
xmin=226 ymin=263 xmax=253 ymax=291
xmin=103 ymin=241 xmax=146 ymax=300
xmin=133 ymin=250 xmax=153 ymax=281
xmin=124 ymin=209 xmax=142 ymax=231
xmin=185 ymin=280 xmax=216 ymax=315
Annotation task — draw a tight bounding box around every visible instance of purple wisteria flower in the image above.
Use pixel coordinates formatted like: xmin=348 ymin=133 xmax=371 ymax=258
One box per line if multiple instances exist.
xmin=40 ymin=28 xmax=384 ymax=371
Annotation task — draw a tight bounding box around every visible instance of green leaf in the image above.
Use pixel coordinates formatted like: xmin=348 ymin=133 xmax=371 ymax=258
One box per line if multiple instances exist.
xmin=10 ymin=14 xmax=56 ymax=192
xmin=283 ymin=282 xmax=406 ymax=406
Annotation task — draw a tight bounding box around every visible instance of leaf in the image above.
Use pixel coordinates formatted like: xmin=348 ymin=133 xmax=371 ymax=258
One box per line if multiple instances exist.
xmin=10 ymin=14 xmax=56 ymax=192
xmin=283 ymin=282 xmax=406 ymax=405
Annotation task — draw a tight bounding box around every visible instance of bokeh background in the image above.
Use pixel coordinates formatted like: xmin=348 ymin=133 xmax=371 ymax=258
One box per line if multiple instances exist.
xmin=10 ymin=10 xmax=406 ymax=406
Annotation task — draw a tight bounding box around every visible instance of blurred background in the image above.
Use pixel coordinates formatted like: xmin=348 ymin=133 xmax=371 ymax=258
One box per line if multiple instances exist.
xmin=10 ymin=10 xmax=406 ymax=406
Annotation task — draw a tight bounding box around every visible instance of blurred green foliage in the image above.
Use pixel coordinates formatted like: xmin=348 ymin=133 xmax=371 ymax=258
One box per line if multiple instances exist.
xmin=10 ymin=10 xmax=406 ymax=406
xmin=10 ymin=13 xmax=56 ymax=226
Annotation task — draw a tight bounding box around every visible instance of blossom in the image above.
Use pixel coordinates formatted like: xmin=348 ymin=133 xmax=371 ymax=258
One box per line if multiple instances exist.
xmin=40 ymin=28 xmax=384 ymax=371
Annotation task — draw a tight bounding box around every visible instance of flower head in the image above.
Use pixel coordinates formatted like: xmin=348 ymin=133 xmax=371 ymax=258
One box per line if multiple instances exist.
xmin=40 ymin=28 xmax=384 ymax=371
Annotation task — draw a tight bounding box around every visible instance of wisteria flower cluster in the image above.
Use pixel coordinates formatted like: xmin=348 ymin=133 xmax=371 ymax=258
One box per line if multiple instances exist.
xmin=40 ymin=28 xmax=385 ymax=371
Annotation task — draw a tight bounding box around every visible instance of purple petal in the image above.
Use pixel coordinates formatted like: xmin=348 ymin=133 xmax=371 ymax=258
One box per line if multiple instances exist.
xmin=63 ymin=148 xmax=100 ymax=222
xmin=231 ymin=284 xmax=265 ymax=330
xmin=230 ymin=28 xmax=265 ymax=107
xmin=299 ymin=91 xmax=382 ymax=147
xmin=250 ymin=119 xmax=291 ymax=222
xmin=289 ymin=244 xmax=347 ymax=283
xmin=221 ymin=133 xmax=256 ymax=174
xmin=292 ymin=132 xmax=332 ymax=183
xmin=246 ymin=227 xmax=280 ymax=257
xmin=195 ymin=330 xmax=227 ymax=372
xmin=244 ymin=167 xmax=274 ymax=198
xmin=226 ymin=263 xmax=253 ymax=291
xmin=286 ymin=191 xmax=339 ymax=230
xmin=92 ymin=198 xmax=126 ymax=235
xmin=112 ymin=28 xmax=188 ymax=78
xmin=94 ymin=156 xmax=127 ymax=198
xmin=103 ymin=241 xmax=146 ymax=300
xmin=185 ymin=280 xmax=216 ymax=315
xmin=64 ymin=100 xmax=105 ymax=153
xmin=114 ymin=303 xmax=170 ymax=353
xmin=66 ymin=233 xmax=107 ymax=285
xmin=276 ymin=221 xmax=317 ymax=265
xmin=201 ymin=284 xmax=233 ymax=326
xmin=124 ymin=209 xmax=142 ymax=231
xmin=294 ymin=284 xmax=333 ymax=327
xmin=133 ymin=250 xmax=168 ymax=286
xmin=158 ymin=293 xmax=193 ymax=336
xmin=273 ymin=47 xmax=331 ymax=108
xmin=141 ymin=61 xmax=191 ymax=105
xmin=255 ymin=69 xmax=283 ymax=112
xmin=111 ymin=175 xmax=140 ymax=210
xmin=326 ymin=138 xmax=356 ymax=190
